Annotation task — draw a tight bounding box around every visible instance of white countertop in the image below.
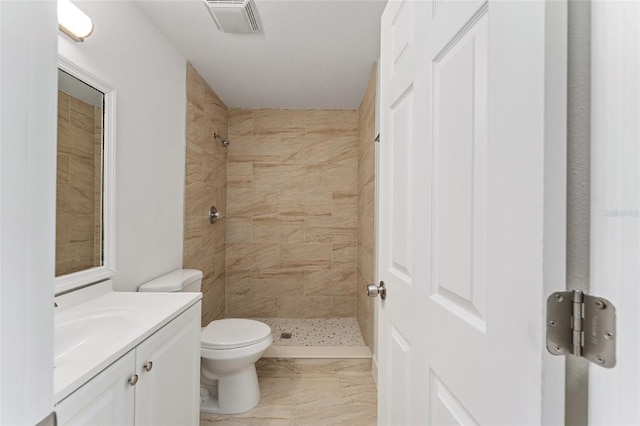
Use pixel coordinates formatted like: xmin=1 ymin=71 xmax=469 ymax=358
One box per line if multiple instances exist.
xmin=54 ymin=282 xmax=201 ymax=403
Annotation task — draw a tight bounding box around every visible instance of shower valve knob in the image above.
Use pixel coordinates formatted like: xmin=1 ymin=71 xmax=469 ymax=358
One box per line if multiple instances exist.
xmin=209 ymin=206 xmax=223 ymax=224
xmin=367 ymin=281 xmax=386 ymax=300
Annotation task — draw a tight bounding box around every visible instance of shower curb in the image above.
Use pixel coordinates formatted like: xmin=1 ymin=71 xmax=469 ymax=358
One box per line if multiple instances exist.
xmin=263 ymin=345 xmax=371 ymax=359
xmin=257 ymin=346 xmax=372 ymax=374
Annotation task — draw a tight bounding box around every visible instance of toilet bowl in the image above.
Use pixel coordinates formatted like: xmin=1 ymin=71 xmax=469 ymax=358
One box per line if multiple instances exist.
xmin=138 ymin=269 xmax=273 ymax=414
xmin=200 ymin=318 xmax=272 ymax=414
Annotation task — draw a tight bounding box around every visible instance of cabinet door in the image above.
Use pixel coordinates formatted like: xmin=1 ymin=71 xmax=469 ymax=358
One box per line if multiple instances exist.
xmin=55 ymin=350 xmax=135 ymax=426
xmin=135 ymin=303 xmax=201 ymax=426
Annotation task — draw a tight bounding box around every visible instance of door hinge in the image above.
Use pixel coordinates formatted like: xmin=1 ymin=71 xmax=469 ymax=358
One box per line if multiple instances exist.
xmin=546 ymin=289 xmax=616 ymax=367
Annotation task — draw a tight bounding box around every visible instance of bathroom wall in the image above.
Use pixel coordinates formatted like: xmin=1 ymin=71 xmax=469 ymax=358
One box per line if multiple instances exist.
xmin=55 ymin=91 xmax=102 ymax=276
xmin=226 ymin=108 xmax=359 ymax=318
xmin=357 ymin=68 xmax=376 ymax=349
xmin=59 ymin=1 xmax=187 ymax=291
xmin=184 ymin=63 xmax=228 ymax=325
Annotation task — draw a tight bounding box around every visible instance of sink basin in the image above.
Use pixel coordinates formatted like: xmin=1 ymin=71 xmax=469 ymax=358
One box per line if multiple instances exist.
xmin=55 ymin=307 xmax=137 ymax=367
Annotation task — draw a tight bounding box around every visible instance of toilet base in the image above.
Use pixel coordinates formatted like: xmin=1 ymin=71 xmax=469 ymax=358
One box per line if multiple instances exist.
xmin=200 ymin=394 xmax=220 ymax=414
xmin=200 ymin=365 xmax=261 ymax=414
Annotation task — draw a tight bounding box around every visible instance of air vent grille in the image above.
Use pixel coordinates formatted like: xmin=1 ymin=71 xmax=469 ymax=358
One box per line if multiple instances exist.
xmin=244 ymin=1 xmax=259 ymax=32
xmin=204 ymin=0 xmax=261 ymax=33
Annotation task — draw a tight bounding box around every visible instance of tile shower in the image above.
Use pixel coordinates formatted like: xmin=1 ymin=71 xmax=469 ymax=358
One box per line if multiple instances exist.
xmin=225 ymin=107 xmax=359 ymax=319
xmin=184 ymin=63 xmax=376 ymax=351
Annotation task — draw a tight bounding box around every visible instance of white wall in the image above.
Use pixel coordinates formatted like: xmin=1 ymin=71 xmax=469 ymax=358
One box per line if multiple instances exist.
xmin=59 ymin=1 xmax=187 ymax=291
xmin=0 ymin=2 xmax=58 ymax=423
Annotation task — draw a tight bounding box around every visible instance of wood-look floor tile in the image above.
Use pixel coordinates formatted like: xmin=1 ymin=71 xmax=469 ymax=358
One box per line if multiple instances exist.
xmin=337 ymin=372 xmax=378 ymax=404
xmin=201 ymin=416 xmax=290 ymax=426
xmin=290 ymin=402 xmax=376 ymax=426
xmin=200 ymin=365 xmax=377 ymax=426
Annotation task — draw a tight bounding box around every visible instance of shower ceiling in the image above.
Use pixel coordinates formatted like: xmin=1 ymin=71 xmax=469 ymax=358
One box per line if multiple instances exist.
xmin=135 ymin=0 xmax=387 ymax=108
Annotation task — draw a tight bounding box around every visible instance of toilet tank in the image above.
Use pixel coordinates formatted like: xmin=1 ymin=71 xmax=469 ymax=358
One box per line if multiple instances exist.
xmin=138 ymin=269 xmax=203 ymax=293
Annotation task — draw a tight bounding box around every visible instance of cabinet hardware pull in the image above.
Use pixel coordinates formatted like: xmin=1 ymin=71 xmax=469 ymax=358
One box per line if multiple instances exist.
xmin=129 ymin=374 xmax=139 ymax=386
xmin=144 ymin=361 xmax=153 ymax=372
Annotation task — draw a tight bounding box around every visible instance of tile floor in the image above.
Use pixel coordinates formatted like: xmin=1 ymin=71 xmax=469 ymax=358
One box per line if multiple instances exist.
xmin=200 ymin=318 xmax=376 ymax=425
xmin=200 ymin=370 xmax=377 ymax=426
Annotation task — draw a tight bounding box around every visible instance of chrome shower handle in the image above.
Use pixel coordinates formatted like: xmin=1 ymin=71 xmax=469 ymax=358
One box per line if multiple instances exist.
xmin=209 ymin=206 xmax=223 ymax=224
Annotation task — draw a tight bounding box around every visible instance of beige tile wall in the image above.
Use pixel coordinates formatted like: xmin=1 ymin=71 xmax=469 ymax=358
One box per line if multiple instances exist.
xmin=226 ymin=108 xmax=359 ymax=319
xmin=357 ymin=67 xmax=377 ymax=349
xmin=56 ymin=90 xmax=102 ymax=276
xmin=184 ymin=63 xmax=228 ymax=326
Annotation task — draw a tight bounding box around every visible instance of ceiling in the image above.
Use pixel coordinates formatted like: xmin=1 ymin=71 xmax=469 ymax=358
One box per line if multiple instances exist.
xmin=135 ymin=0 xmax=387 ymax=109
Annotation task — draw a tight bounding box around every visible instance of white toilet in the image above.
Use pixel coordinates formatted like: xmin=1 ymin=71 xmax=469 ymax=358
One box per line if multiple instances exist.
xmin=138 ymin=269 xmax=273 ymax=414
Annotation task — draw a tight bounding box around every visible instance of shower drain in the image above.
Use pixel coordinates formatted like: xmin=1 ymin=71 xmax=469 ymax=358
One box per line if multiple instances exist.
xmin=280 ymin=332 xmax=292 ymax=339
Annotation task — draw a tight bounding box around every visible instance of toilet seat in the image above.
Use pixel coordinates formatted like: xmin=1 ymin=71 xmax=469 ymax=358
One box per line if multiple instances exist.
xmin=201 ymin=319 xmax=271 ymax=350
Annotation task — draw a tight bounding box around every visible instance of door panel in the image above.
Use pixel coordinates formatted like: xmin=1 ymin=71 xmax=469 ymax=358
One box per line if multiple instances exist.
xmin=390 ymin=0 xmax=413 ymax=74
xmin=430 ymin=371 xmax=479 ymax=426
xmin=388 ymin=327 xmax=411 ymax=424
xmin=426 ymin=4 xmax=545 ymax=421
xmin=390 ymin=86 xmax=414 ymax=279
xmin=431 ymin=10 xmax=488 ymax=329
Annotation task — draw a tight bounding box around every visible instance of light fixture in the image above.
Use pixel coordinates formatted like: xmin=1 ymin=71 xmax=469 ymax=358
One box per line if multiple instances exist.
xmin=58 ymin=0 xmax=94 ymax=42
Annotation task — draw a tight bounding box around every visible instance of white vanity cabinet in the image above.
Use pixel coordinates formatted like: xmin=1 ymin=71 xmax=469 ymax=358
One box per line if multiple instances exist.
xmin=55 ymin=303 xmax=201 ymax=426
xmin=55 ymin=351 xmax=136 ymax=425
xmin=134 ymin=302 xmax=201 ymax=425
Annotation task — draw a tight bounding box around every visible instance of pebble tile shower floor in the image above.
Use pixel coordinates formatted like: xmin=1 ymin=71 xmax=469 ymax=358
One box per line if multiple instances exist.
xmin=254 ymin=317 xmax=366 ymax=347
xmin=199 ymin=318 xmax=376 ymax=425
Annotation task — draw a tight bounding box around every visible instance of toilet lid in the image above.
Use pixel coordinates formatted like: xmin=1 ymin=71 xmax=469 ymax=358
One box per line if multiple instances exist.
xmin=201 ymin=319 xmax=271 ymax=349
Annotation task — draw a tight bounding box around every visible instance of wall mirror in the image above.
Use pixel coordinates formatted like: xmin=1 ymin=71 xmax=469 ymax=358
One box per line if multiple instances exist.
xmin=55 ymin=56 xmax=115 ymax=295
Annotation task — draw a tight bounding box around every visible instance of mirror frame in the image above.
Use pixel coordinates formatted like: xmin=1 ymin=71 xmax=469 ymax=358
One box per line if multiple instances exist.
xmin=55 ymin=55 xmax=116 ymax=295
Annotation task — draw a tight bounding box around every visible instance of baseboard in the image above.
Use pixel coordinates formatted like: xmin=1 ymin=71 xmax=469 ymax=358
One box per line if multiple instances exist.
xmin=371 ymin=354 xmax=378 ymax=388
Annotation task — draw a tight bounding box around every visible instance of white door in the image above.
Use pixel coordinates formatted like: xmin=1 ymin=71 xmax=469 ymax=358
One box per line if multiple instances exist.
xmin=377 ymin=1 xmax=567 ymax=424
xmin=377 ymin=1 xmax=429 ymax=422
xmin=589 ymin=1 xmax=640 ymax=423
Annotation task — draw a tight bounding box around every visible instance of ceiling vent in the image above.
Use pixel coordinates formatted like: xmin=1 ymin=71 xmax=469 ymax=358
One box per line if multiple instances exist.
xmin=204 ymin=0 xmax=261 ymax=33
